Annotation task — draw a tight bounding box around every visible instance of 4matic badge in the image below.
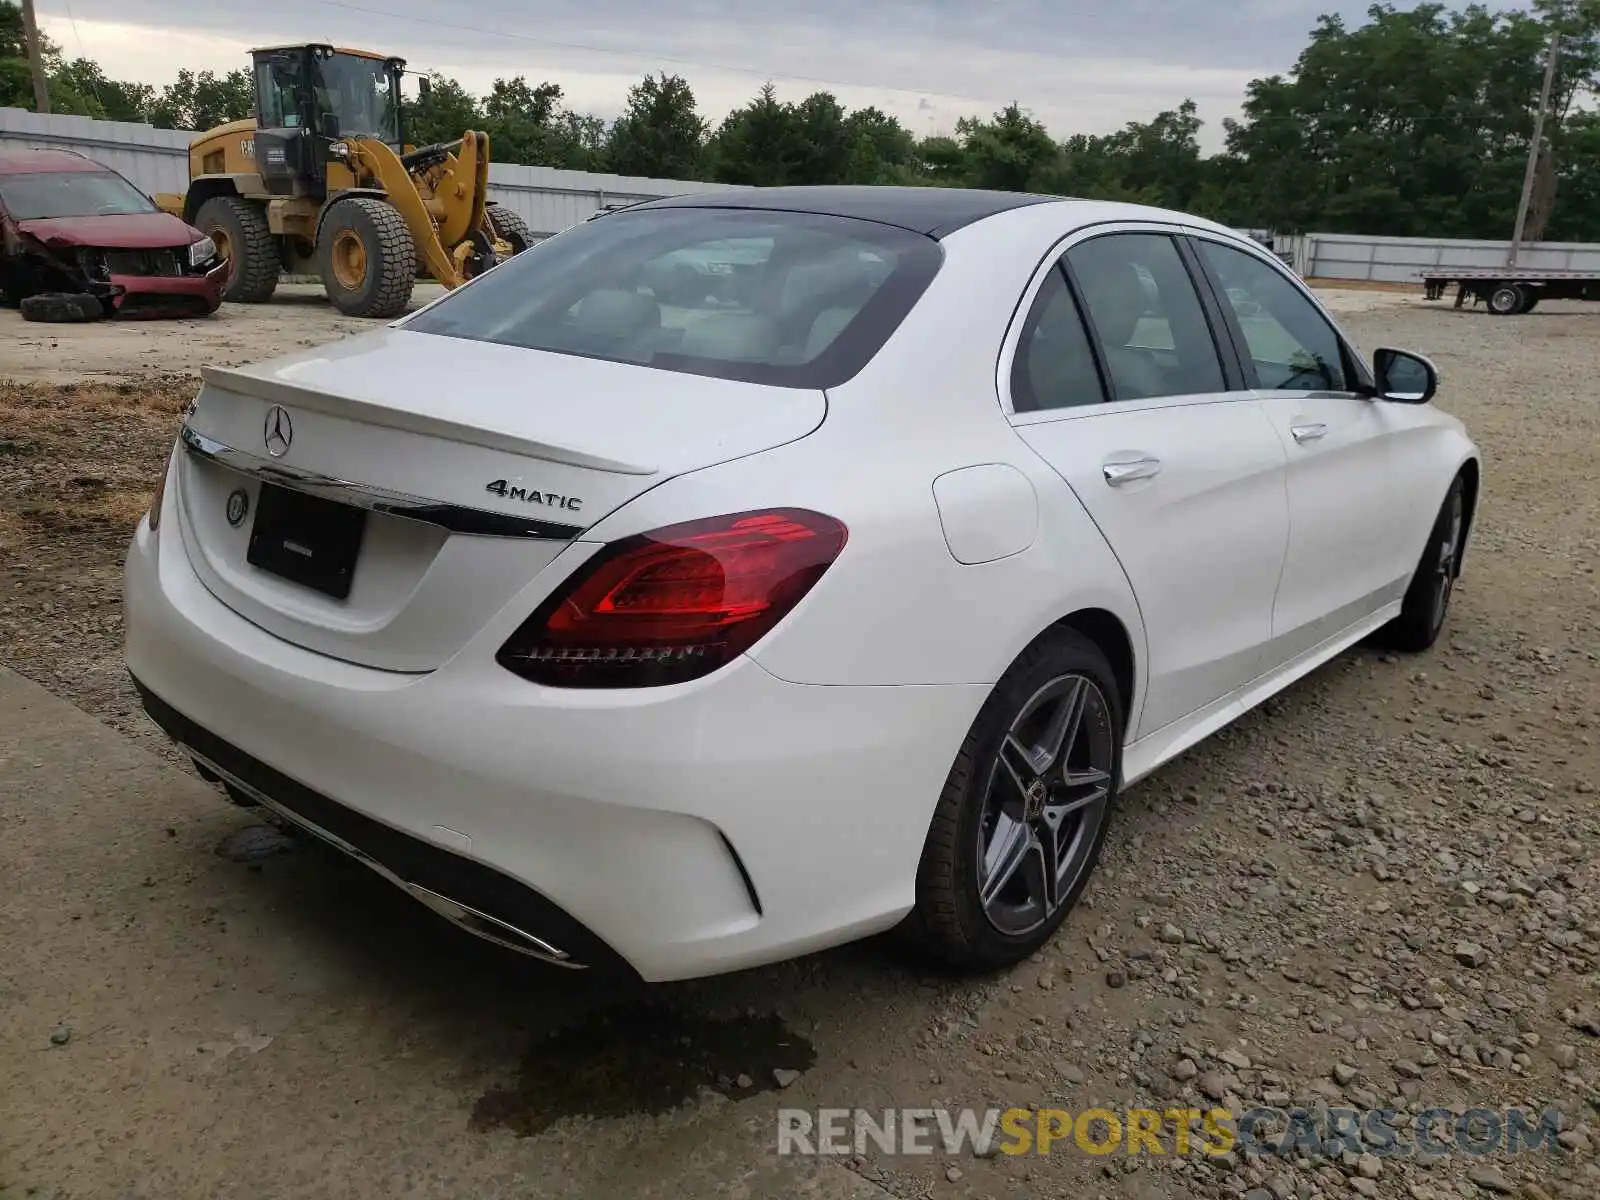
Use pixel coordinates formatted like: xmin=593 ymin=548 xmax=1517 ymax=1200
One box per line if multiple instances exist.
xmin=484 ymin=479 xmax=583 ymax=513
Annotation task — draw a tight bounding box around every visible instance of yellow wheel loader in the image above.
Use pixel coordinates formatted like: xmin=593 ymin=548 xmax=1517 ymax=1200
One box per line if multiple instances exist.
xmin=155 ymin=44 xmax=532 ymax=318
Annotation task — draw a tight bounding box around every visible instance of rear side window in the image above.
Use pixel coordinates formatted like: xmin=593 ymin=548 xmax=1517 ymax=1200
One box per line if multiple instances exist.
xmin=1065 ymin=233 xmax=1225 ymax=402
xmin=406 ymin=208 xmax=943 ymax=389
xmin=1011 ymin=267 xmax=1106 ymax=412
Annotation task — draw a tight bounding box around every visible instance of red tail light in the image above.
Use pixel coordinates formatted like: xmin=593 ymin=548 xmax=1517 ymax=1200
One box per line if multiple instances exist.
xmin=496 ymin=509 xmax=848 ymax=688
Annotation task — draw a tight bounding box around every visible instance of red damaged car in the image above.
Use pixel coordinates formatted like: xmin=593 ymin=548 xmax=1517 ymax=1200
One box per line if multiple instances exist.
xmin=0 ymin=149 xmax=227 ymax=320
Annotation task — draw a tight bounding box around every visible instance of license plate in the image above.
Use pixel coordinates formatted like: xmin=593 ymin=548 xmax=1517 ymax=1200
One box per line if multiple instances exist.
xmin=246 ymin=483 xmax=367 ymax=599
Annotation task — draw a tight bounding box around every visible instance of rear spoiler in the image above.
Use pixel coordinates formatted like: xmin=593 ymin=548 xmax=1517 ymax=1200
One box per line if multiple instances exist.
xmin=197 ymin=363 xmax=657 ymax=476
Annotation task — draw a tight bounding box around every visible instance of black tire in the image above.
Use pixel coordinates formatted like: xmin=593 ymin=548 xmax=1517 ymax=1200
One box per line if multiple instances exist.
xmin=906 ymin=628 xmax=1124 ymax=971
xmin=195 ymin=196 xmax=278 ymax=304
xmin=484 ymin=202 xmax=533 ymax=255
xmin=19 ymin=292 xmax=102 ymax=323
xmin=1383 ymin=475 xmax=1466 ymax=653
xmin=1517 ymin=290 xmax=1540 ymax=314
xmin=317 ymin=196 xmax=416 ymax=318
xmin=1487 ymin=283 xmax=1525 ymax=315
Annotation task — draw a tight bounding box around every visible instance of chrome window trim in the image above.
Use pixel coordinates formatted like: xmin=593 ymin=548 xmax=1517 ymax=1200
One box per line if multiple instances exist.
xmin=179 ymin=424 xmax=584 ymax=541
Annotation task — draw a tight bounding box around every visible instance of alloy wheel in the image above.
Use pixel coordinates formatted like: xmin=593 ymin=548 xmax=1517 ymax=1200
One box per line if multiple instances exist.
xmin=977 ymin=673 xmax=1115 ymax=936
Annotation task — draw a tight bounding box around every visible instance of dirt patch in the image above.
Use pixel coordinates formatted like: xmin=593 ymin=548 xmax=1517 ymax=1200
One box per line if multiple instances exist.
xmin=0 ymin=377 xmax=194 ymax=755
xmin=0 ymin=283 xmax=446 ymax=385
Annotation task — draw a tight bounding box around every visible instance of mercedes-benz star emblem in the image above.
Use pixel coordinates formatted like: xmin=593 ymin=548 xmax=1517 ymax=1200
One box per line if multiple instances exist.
xmin=263 ymin=404 xmax=293 ymax=458
xmin=1024 ymin=778 xmax=1048 ymax=822
xmin=225 ymin=488 xmax=250 ymax=527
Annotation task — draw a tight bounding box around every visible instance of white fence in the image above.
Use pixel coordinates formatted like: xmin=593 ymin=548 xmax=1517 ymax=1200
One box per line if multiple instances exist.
xmin=0 ymin=109 xmax=195 ymax=195
xmin=1281 ymin=231 xmax=1600 ymax=282
xmin=0 ymin=108 xmax=736 ymax=235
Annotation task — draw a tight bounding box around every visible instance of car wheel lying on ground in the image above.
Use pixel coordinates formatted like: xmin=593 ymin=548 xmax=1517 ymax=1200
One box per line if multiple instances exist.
xmin=18 ymin=291 xmax=103 ymax=323
xmin=122 ymin=185 xmax=1481 ymax=983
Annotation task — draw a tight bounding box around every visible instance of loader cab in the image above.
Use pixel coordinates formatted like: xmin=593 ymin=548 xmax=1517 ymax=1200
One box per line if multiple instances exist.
xmin=250 ymin=44 xmax=405 ymax=197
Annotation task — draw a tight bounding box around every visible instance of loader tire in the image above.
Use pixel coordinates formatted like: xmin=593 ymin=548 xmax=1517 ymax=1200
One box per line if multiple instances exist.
xmin=20 ymin=292 xmax=102 ymax=323
xmin=485 ymin=202 xmax=533 ymax=255
xmin=318 ymin=197 xmax=416 ymax=319
xmin=196 ymin=196 xmax=278 ymax=304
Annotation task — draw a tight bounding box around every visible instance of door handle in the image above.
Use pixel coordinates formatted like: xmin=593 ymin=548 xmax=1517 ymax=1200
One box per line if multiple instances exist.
xmin=1290 ymin=422 xmax=1328 ymax=444
xmin=1102 ymin=456 xmax=1162 ymax=486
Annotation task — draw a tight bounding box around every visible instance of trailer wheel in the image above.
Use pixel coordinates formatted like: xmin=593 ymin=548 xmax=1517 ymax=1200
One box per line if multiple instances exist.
xmin=1487 ymin=283 xmax=1526 ymax=315
xmin=1517 ymin=289 xmax=1540 ymax=314
xmin=317 ymin=196 xmax=416 ymax=319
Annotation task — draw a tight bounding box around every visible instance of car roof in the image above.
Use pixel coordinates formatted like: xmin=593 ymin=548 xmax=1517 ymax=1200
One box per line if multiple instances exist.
xmin=631 ymin=185 xmax=1069 ymax=238
xmin=0 ymin=148 xmax=109 ymax=176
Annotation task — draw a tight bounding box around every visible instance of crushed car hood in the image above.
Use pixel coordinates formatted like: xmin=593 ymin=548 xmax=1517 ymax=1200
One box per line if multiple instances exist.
xmin=15 ymin=212 xmax=200 ymax=250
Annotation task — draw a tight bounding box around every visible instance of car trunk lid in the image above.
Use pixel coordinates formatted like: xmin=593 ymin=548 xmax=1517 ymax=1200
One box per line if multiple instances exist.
xmin=173 ymin=327 xmax=826 ymax=672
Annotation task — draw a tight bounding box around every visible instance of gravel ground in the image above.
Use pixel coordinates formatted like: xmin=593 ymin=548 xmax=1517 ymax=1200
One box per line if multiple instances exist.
xmin=0 ymin=283 xmax=446 ymax=384
xmin=1 ymin=291 xmax=1596 ymax=1199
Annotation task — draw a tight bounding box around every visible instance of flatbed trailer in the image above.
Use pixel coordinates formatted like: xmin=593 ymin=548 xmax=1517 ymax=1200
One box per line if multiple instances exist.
xmin=1421 ymin=266 xmax=1600 ymax=314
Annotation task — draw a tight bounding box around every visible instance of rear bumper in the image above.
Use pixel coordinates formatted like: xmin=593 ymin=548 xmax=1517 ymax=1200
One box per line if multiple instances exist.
xmin=123 ymin=511 xmax=987 ymax=982
xmin=131 ymin=676 xmax=639 ymax=977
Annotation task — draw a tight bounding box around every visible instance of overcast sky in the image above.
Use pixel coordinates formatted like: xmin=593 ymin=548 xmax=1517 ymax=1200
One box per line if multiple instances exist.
xmin=38 ymin=1 xmax=1539 ymax=150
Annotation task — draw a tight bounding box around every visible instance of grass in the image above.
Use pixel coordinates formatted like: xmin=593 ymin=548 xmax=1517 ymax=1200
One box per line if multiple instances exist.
xmin=0 ymin=378 xmax=193 ymax=552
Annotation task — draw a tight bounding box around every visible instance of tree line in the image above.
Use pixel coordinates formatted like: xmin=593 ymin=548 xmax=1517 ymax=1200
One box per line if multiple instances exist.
xmin=4 ymin=1 xmax=1599 ymax=241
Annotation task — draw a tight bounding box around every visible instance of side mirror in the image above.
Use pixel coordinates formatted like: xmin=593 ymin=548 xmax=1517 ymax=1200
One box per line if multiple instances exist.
xmin=417 ymin=75 xmax=432 ymax=99
xmin=319 ymin=111 xmax=341 ymax=139
xmin=1372 ymin=347 xmax=1438 ymax=404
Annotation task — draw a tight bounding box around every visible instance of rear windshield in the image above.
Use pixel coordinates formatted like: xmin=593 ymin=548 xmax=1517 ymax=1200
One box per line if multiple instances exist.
xmin=405 ymin=207 xmax=943 ymax=389
xmin=0 ymin=170 xmax=157 ymax=220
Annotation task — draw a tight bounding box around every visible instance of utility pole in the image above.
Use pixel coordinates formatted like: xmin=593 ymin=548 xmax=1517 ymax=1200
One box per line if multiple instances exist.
xmin=1508 ymin=30 xmax=1562 ymax=268
xmin=20 ymin=0 xmax=51 ymax=114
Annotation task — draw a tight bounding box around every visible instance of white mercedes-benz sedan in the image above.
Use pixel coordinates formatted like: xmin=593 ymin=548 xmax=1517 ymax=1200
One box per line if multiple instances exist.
xmin=124 ymin=187 xmax=1480 ymax=982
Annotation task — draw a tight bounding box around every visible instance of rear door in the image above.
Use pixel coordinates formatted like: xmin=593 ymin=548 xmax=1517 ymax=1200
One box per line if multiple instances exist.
xmin=1006 ymin=225 xmax=1291 ymax=739
xmin=1185 ymin=233 xmax=1416 ymax=665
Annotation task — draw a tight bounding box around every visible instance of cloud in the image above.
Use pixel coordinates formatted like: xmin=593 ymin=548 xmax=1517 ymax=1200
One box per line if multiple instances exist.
xmin=39 ymin=0 xmax=1544 ymax=149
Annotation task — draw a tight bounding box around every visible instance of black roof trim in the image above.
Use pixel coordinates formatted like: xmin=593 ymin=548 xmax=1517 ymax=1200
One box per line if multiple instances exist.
xmin=626 ymin=185 xmax=1065 ymax=238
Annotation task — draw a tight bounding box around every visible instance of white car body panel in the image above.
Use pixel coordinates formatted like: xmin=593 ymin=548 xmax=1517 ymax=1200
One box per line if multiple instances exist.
xmin=122 ymin=192 xmax=1480 ymax=981
xmin=1012 ymin=400 xmax=1291 ymax=739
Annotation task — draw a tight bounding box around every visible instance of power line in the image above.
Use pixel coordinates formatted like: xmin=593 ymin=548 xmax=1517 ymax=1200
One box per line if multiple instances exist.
xmin=60 ymin=0 xmax=107 ymax=111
